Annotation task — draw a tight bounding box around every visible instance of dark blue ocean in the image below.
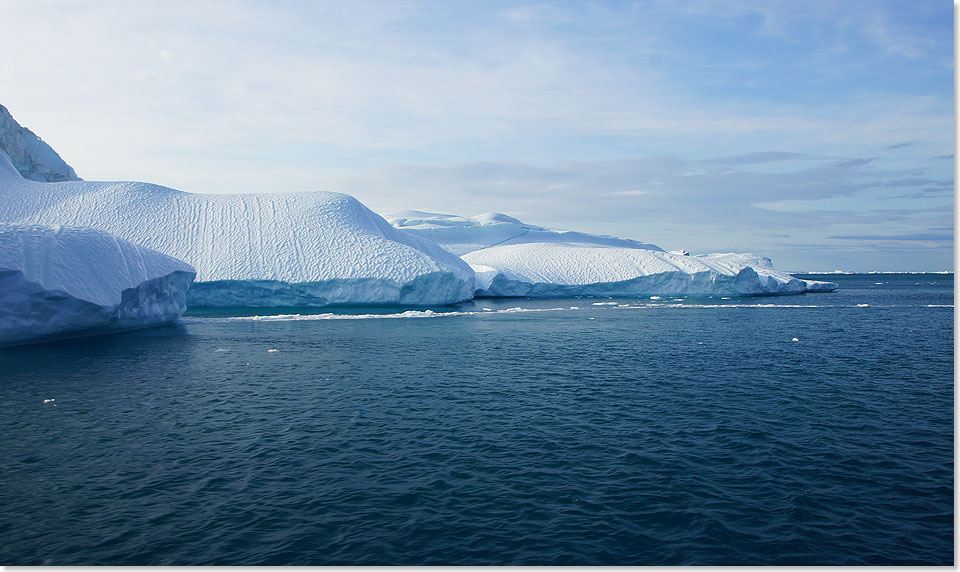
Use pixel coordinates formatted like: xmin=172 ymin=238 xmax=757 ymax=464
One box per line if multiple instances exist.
xmin=0 ymin=273 xmax=953 ymax=565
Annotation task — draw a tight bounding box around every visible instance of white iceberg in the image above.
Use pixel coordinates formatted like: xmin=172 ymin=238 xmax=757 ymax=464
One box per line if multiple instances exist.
xmin=0 ymin=110 xmax=474 ymax=307
xmin=385 ymin=209 xmax=663 ymax=255
xmin=0 ymin=223 xmax=195 ymax=346
xmin=0 ymin=104 xmax=80 ymax=182
xmin=464 ymin=243 xmax=838 ymax=297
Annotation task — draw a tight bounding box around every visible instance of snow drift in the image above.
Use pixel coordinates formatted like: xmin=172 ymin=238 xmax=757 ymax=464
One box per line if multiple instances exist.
xmin=0 ymin=146 xmax=474 ymax=307
xmin=464 ymin=244 xmax=838 ymax=297
xmin=385 ymin=209 xmax=663 ymax=255
xmin=0 ymin=224 xmax=195 ymax=346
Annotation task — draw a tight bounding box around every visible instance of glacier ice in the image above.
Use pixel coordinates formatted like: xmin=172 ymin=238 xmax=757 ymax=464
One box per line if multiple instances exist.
xmin=389 ymin=209 xmax=836 ymax=297
xmin=0 ymin=104 xmax=836 ymax=308
xmin=463 ymin=243 xmax=838 ymax=297
xmin=0 ymin=104 xmax=80 ymax=182
xmin=385 ymin=209 xmax=663 ymax=255
xmin=0 ymin=160 xmax=475 ymax=308
xmin=0 ymin=224 xmax=195 ymax=346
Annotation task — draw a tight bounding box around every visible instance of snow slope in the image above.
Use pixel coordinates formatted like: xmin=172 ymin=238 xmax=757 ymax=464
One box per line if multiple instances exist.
xmin=0 ymin=154 xmax=474 ymax=307
xmin=0 ymin=104 xmax=80 ymax=182
xmin=0 ymin=224 xmax=195 ymax=346
xmin=385 ymin=209 xmax=663 ymax=255
xmin=464 ymin=243 xmax=838 ymax=297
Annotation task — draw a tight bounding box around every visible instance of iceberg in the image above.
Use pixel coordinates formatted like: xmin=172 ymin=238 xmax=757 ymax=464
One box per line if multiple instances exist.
xmin=0 ymin=224 xmax=195 ymax=346
xmin=0 ymin=110 xmax=474 ymax=307
xmin=0 ymin=104 xmax=79 ymax=182
xmin=463 ymin=244 xmax=838 ymax=297
xmin=385 ymin=209 xmax=663 ymax=255
xmin=389 ymin=209 xmax=836 ymax=297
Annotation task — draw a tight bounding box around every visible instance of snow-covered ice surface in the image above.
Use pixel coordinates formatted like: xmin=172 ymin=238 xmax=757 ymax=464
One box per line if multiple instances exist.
xmin=0 ymin=104 xmax=80 ymax=182
xmin=385 ymin=209 xmax=663 ymax=255
xmin=0 ymin=155 xmax=474 ymax=307
xmin=463 ymin=244 xmax=838 ymax=297
xmin=0 ymin=224 xmax=195 ymax=346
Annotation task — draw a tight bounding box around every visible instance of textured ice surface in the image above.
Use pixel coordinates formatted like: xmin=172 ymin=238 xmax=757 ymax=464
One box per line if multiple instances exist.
xmin=0 ymin=224 xmax=195 ymax=346
xmin=385 ymin=209 xmax=663 ymax=255
xmin=0 ymin=105 xmax=80 ymax=182
xmin=0 ymin=155 xmax=474 ymax=307
xmin=464 ymin=243 xmax=838 ymax=297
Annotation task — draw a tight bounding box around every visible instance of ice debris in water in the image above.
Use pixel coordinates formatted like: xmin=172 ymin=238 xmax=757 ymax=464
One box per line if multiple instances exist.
xmin=267 ymin=348 xmax=279 ymax=353
xmin=792 ymin=337 xmax=800 ymax=342
xmin=43 ymin=398 xmax=55 ymax=403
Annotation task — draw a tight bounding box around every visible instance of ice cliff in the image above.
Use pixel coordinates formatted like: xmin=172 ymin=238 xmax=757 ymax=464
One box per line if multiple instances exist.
xmin=0 ymin=224 xmax=195 ymax=346
xmin=0 ymin=104 xmax=80 ymax=182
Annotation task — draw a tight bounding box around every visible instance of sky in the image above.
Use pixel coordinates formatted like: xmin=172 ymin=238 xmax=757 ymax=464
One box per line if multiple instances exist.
xmin=0 ymin=0 xmax=953 ymax=271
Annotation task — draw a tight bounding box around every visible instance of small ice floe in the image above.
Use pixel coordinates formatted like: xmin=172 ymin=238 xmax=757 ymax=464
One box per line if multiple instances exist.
xmin=857 ymin=304 xmax=869 ymax=307
xmin=875 ymin=282 xmax=883 ymax=285
xmin=697 ymin=342 xmax=704 ymax=345
xmin=43 ymin=398 xmax=55 ymax=404
xmin=791 ymin=337 xmax=800 ymax=342
xmin=267 ymin=348 xmax=280 ymax=353
xmin=214 ymin=348 xmax=231 ymax=353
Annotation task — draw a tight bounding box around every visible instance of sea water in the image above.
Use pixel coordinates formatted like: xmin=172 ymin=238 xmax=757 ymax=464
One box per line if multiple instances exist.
xmin=0 ymin=274 xmax=953 ymax=565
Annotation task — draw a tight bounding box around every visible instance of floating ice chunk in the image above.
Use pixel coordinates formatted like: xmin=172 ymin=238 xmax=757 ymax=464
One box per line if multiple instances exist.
xmin=0 ymin=224 xmax=195 ymax=347
xmin=791 ymin=337 xmax=800 ymax=342
xmin=267 ymin=348 xmax=279 ymax=353
xmin=43 ymin=398 xmax=55 ymax=403
xmin=464 ymin=244 xmax=838 ymax=297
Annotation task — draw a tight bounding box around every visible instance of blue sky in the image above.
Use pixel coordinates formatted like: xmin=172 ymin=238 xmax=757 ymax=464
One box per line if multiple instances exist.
xmin=0 ymin=0 xmax=953 ymax=270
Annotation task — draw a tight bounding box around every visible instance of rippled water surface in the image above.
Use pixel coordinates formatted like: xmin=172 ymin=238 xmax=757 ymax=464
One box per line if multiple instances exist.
xmin=0 ymin=274 xmax=953 ymax=565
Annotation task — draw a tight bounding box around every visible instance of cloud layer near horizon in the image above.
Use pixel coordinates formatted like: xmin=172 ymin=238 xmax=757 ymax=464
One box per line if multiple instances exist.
xmin=0 ymin=0 xmax=952 ymax=270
